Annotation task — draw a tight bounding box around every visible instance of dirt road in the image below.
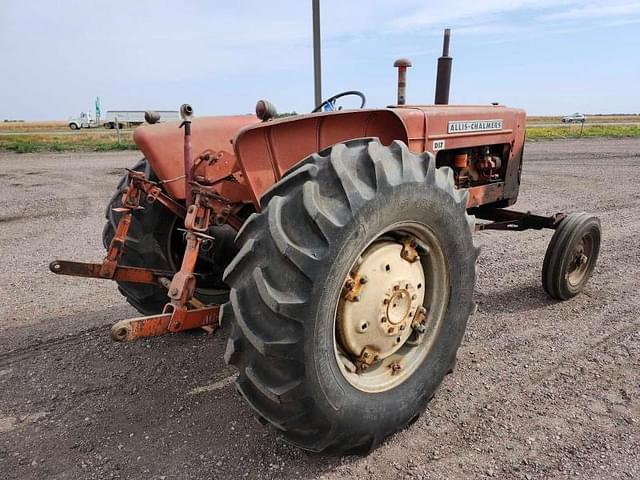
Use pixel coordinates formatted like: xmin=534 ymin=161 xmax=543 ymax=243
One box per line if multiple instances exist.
xmin=0 ymin=139 xmax=638 ymax=479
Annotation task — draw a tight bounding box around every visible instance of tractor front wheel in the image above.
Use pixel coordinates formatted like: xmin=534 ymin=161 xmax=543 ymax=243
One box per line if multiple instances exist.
xmin=223 ymin=138 xmax=477 ymax=453
xmin=542 ymin=212 xmax=601 ymax=300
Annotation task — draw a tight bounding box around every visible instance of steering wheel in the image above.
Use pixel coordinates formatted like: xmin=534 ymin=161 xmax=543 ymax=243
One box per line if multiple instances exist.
xmin=312 ymin=90 xmax=366 ymax=113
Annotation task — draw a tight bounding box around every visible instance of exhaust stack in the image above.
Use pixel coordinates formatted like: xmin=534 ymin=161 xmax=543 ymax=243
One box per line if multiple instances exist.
xmin=434 ymin=28 xmax=452 ymax=105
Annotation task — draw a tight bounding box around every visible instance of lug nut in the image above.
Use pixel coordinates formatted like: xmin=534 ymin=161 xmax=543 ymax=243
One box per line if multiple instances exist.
xmin=389 ymin=361 xmax=402 ymax=374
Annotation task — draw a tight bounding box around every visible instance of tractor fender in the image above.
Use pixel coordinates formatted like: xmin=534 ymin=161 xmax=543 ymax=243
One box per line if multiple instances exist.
xmin=233 ymin=109 xmax=409 ymax=207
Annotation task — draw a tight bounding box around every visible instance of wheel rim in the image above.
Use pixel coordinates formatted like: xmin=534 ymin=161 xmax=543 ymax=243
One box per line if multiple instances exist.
xmin=566 ymin=232 xmax=595 ymax=287
xmin=333 ymin=222 xmax=450 ymax=393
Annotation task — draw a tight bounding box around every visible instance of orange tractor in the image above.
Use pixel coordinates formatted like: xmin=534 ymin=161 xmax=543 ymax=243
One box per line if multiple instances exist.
xmin=51 ymin=31 xmax=601 ymax=453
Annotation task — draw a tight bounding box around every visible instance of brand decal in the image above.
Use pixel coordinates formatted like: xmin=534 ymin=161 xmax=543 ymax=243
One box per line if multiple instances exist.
xmin=447 ymin=119 xmax=503 ymax=134
xmin=432 ymin=139 xmax=445 ymax=151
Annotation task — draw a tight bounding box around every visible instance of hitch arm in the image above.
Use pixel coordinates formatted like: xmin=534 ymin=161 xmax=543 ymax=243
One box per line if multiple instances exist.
xmin=49 ymin=260 xmax=174 ymax=286
xmin=110 ymin=305 xmax=220 ymax=342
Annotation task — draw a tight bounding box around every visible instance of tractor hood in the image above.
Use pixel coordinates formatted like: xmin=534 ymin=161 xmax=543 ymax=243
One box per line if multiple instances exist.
xmin=133 ymin=105 xmax=522 ymax=207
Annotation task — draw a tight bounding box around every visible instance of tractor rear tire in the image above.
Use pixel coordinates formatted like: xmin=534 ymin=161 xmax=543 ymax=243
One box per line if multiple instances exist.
xmin=542 ymin=212 xmax=601 ymax=300
xmin=103 ymin=159 xmax=230 ymax=315
xmin=223 ymin=138 xmax=477 ymax=453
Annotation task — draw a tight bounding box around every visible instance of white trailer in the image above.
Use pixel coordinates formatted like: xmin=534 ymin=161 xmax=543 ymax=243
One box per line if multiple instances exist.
xmin=103 ymin=110 xmax=179 ymax=129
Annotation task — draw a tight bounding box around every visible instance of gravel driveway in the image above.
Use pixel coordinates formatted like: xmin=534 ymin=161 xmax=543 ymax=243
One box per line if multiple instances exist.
xmin=0 ymin=138 xmax=638 ymax=479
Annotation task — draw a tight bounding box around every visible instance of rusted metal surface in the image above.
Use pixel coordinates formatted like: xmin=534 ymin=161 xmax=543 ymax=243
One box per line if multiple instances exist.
xmin=134 ymin=115 xmax=260 ymax=200
xmin=111 ymin=305 xmax=219 ymax=342
xmin=180 ymin=104 xmax=194 ymax=202
xmin=342 ymin=273 xmax=365 ymax=303
xmin=101 ymin=210 xmax=132 ymax=278
xmin=336 ymin=241 xmax=425 ymax=365
xmin=393 ymin=58 xmax=412 ymax=105
xmin=355 ymin=345 xmax=380 ymax=372
xmin=135 ymin=103 xmax=524 ymax=212
xmin=127 ymin=169 xmax=186 ymax=218
xmin=389 ymin=361 xmax=402 ymax=376
xmin=167 ymin=232 xmax=201 ymax=307
xmin=234 ymin=109 xmax=408 ymax=205
xmin=465 ymin=182 xmax=507 ymax=209
xmin=99 ymin=179 xmax=145 ymax=278
xmin=400 ymin=237 xmax=419 ymax=263
xmin=49 ymin=261 xmax=172 ymax=286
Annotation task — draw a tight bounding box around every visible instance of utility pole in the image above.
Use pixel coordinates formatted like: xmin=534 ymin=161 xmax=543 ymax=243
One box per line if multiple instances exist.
xmin=312 ymin=0 xmax=322 ymax=107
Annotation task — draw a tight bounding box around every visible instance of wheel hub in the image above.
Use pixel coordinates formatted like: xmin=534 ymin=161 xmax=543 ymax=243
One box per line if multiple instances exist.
xmin=336 ymin=241 xmax=425 ymax=361
xmin=567 ymin=239 xmax=591 ymax=286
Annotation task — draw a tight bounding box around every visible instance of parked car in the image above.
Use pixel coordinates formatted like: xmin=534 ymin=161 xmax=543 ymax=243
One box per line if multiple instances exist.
xmin=562 ymin=113 xmax=586 ymax=123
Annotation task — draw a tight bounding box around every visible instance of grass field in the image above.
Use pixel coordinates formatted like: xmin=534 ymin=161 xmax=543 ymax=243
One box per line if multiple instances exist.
xmin=0 ymin=120 xmax=68 ymax=132
xmin=0 ymin=132 xmax=136 ymax=153
xmin=1 ymin=115 xmax=639 ymax=153
xmin=525 ymin=123 xmax=640 ymax=140
xmin=526 ymin=114 xmax=640 ymax=124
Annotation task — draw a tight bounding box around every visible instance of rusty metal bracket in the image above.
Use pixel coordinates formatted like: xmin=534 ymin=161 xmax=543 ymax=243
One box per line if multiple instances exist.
xmin=110 ymin=305 xmax=220 ymax=342
xmin=49 ymin=260 xmax=173 ymax=285
xmin=342 ymin=273 xmax=367 ymax=302
xmin=125 ymin=169 xmax=186 ymax=219
xmin=101 ymin=185 xmax=139 ymax=277
xmin=184 ymin=199 xmax=211 ymax=232
xmin=401 ymin=237 xmax=420 ymax=263
xmin=356 ymin=345 xmax=380 ymax=372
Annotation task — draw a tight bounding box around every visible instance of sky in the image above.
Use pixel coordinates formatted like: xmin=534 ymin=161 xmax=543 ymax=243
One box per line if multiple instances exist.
xmin=1 ymin=0 xmax=639 ymax=120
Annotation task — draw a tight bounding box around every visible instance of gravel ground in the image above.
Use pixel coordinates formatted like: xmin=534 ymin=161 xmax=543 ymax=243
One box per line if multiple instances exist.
xmin=0 ymin=139 xmax=638 ymax=479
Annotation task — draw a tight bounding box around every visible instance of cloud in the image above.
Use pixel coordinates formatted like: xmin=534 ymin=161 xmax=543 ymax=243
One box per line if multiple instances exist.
xmin=541 ymin=1 xmax=640 ymax=21
xmin=1 ymin=0 xmax=638 ymax=119
xmin=387 ymin=0 xmax=640 ymax=36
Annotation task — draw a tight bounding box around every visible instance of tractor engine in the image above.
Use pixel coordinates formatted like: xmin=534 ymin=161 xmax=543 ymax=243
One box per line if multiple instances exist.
xmin=436 ymin=144 xmax=505 ymax=188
